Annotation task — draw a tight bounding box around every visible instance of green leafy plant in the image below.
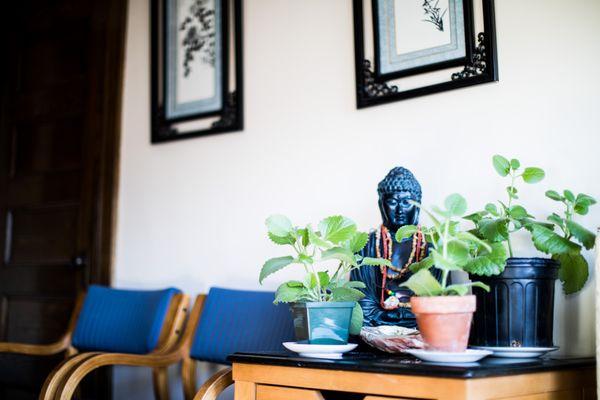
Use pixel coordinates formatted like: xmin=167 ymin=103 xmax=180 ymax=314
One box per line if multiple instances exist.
xmin=531 ymin=190 xmax=597 ymax=294
xmin=395 ymin=194 xmax=499 ymax=297
xmin=465 ymin=155 xmax=545 ymax=259
xmin=260 ymin=214 xmax=392 ymax=333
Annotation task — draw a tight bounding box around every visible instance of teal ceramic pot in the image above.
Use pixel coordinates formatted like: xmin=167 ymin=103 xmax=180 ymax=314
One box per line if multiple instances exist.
xmin=289 ymin=302 xmax=355 ymax=344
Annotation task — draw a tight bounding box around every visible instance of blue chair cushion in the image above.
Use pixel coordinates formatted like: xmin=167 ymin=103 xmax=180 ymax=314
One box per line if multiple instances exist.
xmin=72 ymin=285 xmax=180 ymax=354
xmin=190 ymin=287 xmax=295 ymax=364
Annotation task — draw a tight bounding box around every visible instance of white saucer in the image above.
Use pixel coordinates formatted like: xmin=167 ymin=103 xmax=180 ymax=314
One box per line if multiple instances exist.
xmin=405 ymin=349 xmax=492 ymax=363
xmin=471 ymin=346 xmax=559 ymax=358
xmin=283 ymin=341 xmax=358 ymax=359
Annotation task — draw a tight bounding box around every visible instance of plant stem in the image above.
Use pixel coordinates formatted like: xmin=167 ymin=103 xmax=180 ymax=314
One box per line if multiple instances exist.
xmin=506 ymin=173 xmax=516 ymax=257
xmin=441 ymin=269 xmax=448 ymax=292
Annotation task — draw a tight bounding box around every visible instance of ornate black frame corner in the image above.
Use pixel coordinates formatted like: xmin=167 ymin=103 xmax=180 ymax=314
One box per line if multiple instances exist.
xmin=354 ymin=0 xmax=498 ymax=109
xmin=151 ymin=0 xmax=244 ymax=144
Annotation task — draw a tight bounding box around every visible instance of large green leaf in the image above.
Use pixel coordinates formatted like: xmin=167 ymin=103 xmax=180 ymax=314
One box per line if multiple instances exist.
xmin=331 ymin=287 xmax=365 ymax=302
xmin=307 ymin=225 xmax=331 ymax=249
xmin=346 ymin=231 xmax=369 ymax=253
xmin=360 ymin=257 xmax=392 ymax=267
xmin=344 ymin=281 xmax=366 ymax=289
xmin=566 ymin=220 xmax=596 ymax=250
xmin=259 ymin=256 xmax=294 ymax=283
xmin=493 ymin=155 xmax=510 ymax=177
xmin=478 ymin=218 xmax=509 ymax=243
xmin=265 ymin=215 xmax=293 ymax=237
xmin=445 ymin=240 xmax=470 ymax=266
xmin=349 ymin=303 xmax=364 ymax=335
xmin=463 ymin=243 xmax=507 ymax=276
xmin=395 ymin=225 xmax=418 ymax=242
xmin=522 ymin=167 xmax=545 ymax=183
xmin=555 ymin=253 xmax=589 ymax=294
xmin=268 ymin=232 xmax=296 ymax=245
xmin=318 ymin=216 xmax=357 ymax=244
xmin=408 ymin=256 xmax=434 ymax=273
xmin=526 ymin=223 xmax=581 ymax=255
xmin=431 ymin=249 xmax=463 ymax=271
xmin=399 ymin=269 xmax=443 ymax=296
xmin=274 ymin=282 xmax=308 ymax=304
xmin=444 ymin=193 xmax=467 ymax=217
xmin=321 ymin=247 xmax=357 ymax=266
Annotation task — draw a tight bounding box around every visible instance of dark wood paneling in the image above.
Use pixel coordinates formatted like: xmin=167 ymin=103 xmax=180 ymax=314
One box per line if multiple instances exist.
xmin=0 ymin=0 xmax=126 ymax=397
xmin=8 ymin=205 xmax=79 ymax=265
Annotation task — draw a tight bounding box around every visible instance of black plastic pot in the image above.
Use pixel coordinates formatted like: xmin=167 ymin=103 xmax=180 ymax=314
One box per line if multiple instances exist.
xmin=470 ymin=257 xmax=559 ymax=347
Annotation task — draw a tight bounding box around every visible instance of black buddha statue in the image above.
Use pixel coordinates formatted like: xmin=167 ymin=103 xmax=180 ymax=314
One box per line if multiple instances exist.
xmin=351 ymin=167 xmax=437 ymax=328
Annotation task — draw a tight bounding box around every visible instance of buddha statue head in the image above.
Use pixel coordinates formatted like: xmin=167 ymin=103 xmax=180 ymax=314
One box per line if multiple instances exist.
xmin=377 ymin=167 xmax=422 ymax=233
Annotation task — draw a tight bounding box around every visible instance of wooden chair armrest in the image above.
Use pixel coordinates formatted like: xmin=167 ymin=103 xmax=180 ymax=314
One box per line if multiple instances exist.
xmin=39 ymin=352 xmax=101 ymax=400
xmin=0 ymin=335 xmax=71 ymax=356
xmin=57 ymin=351 xmax=184 ymax=399
xmin=193 ymin=367 xmax=233 ymax=400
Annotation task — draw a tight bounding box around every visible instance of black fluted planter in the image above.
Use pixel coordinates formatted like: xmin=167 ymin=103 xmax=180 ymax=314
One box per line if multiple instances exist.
xmin=470 ymin=257 xmax=559 ymax=347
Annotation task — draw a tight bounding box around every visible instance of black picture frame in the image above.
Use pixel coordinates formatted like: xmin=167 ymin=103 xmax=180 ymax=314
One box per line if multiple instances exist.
xmin=151 ymin=0 xmax=244 ymax=143
xmin=372 ymin=0 xmax=474 ymax=81
xmin=354 ymin=0 xmax=498 ymax=109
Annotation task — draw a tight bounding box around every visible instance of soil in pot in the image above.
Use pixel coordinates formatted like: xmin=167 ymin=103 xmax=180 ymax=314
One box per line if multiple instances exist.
xmin=411 ymin=295 xmax=476 ymax=352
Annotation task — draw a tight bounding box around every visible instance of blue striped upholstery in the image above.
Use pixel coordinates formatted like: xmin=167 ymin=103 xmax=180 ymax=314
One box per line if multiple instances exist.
xmin=72 ymin=285 xmax=180 ymax=354
xmin=190 ymin=287 xmax=295 ymax=364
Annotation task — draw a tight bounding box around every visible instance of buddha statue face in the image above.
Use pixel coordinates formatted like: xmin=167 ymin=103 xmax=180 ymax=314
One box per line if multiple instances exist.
xmin=377 ymin=167 xmax=422 ymax=233
xmin=379 ymin=191 xmax=419 ymax=232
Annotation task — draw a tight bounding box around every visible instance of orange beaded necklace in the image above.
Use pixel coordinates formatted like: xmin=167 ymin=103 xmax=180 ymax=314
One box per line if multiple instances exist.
xmin=375 ymin=225 xmax=426 ymax=309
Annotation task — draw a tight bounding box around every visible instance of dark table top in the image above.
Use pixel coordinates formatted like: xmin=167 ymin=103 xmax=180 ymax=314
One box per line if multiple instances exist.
xmin=228 ymin=351 xmax=595 ymax=379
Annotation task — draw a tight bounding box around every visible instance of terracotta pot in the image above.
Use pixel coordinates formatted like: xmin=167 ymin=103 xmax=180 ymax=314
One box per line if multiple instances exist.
xmin=410 ymin=295 xmax=476 ymax=352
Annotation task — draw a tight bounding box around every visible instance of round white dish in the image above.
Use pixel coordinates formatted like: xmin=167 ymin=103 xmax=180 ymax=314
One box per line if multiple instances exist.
xmin=471 ymin=346 xmax=559 ymax=358
xmin=405 ymin=349 xmax=492 ymax=363
xmin=283 ymin=341 xmax=358 ymax=359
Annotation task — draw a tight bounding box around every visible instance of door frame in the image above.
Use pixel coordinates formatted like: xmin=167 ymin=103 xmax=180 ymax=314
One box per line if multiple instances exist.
xmin=88 ymin=0 xmax=128 ymax=286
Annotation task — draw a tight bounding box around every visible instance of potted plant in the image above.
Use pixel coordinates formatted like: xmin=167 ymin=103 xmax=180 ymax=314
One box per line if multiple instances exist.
xmin=467 ymin=155 xmax=597 ymax=348
xmin=260 ymin=214 xmax=392 ymax=344
xmin=394 ymin=193 xmax=500 ymax=352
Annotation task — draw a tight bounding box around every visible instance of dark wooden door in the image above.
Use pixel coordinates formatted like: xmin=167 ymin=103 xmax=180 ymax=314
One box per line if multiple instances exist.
xmin=0 ymin=0 xmax=125 ymax=398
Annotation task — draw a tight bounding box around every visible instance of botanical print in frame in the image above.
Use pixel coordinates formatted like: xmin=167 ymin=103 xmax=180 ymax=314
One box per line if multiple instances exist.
xmin=165 ymin=0 xmax=223 ymax=120
xmin=374 ymin=0 xmax=473 ymax=80
xmin=151 ymin=0 xmax=243 ymax=143
xmin=353 ymin=0 xmax=498 ymax=108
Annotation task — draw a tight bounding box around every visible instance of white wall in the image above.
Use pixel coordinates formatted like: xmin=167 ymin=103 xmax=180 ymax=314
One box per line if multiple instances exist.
xmin=115 ymin=0 xmax=600 ymax=398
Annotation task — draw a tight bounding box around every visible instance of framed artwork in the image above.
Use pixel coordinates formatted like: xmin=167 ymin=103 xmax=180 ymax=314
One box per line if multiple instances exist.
xmin=151 ymin=0 xmax=243 ymax=143
xmin=354 ymin=0 xmax=498 ymax=108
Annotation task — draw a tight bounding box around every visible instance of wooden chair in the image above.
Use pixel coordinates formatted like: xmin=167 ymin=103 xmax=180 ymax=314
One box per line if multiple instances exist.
xmin=48 ymin=287 xmax=295 ymax=400
xmin=31 ymin=285 xmax=189 ymax=400
xmin=181 ymin=288 xmax=296 ymax=400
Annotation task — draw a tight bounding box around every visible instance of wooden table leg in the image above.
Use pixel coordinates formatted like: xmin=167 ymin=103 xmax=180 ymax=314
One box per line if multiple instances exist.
xmin=235 ymin=381 xmax=257 ymax=400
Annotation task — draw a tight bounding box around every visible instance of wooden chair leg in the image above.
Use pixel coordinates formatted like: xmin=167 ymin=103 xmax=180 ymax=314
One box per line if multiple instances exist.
xmin=182 ymin=357 xmax=197 ymax=400
xmin=152 ymin=367 xmax=169 ymax=400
